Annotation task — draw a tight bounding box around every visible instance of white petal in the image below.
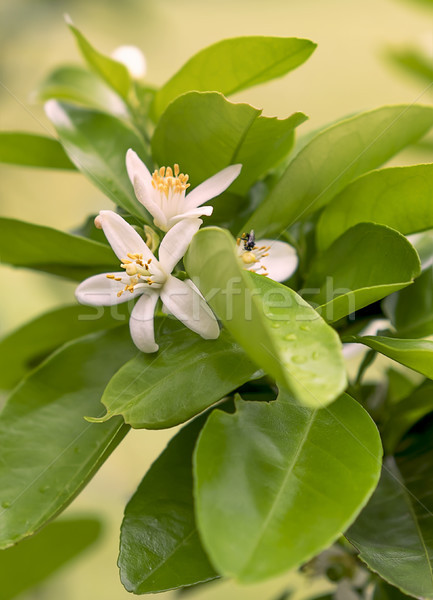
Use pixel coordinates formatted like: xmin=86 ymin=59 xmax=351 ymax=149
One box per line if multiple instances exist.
xmin=184 ymin=164 xmax=242 ymax=210
xmin=158 ymin=218 xmax=202 ymax=274
xmin=126 ymin=150 xmax=167 ymax=227
xmin=258 ymin=239 xmax=298 ymax=282
xmin=129 ymin=290 xmax=159 ymax=352
xmin=160 ymin=275 xmax=220 ymax=339
xmin=111 ymin=45 xmax=147 ymax=79
xmin=75 ymin=272 xmax=142 ymax=306
xmin=97 ymin=210 xmax=154 ymax=263
xmin=167 ymin=206 xmax=213 ymax=229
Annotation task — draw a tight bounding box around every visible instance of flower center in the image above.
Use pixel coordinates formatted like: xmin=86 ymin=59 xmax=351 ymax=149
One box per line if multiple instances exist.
xmin=151 ymin=164 xmax=190 ymax=198
xmin=237 ymin=231 xmax=270 ymax=275
xmin=106 ymin=252 xmax=166 ymax=297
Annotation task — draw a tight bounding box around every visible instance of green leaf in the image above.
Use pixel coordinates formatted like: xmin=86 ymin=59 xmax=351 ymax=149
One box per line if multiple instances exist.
xmin=0 ymin=304 xmax=130 ymax=390
xmin=185 ymin=227 xmax=347 ymax=408
xmin=34 ymin=65 xmax=128 ymax=116
xmin=194 ymin=391 xmax=382 ymax=582
xmin=347 ymin=442 xmax=433 ymax=599
xmin=45 ymin=101 xmax=150 ymax=220
xmin=98 ymin=318 xmax=259 ymax=429
xmin=152 ymin=92 xmax=257 ymax=181
xmin=304 ymin=223 xmax=421 ymax=322
xmin=228 ymin=112 xmax=308 ymax=195
xmin=383 ymin=383 xmax=433 ymax=453
xmin=152 ymin=92 xmax=307 ymax=197
xmin=383 ymin=267 xmax=433 ymax=338
xmin=67 ymin=20 xmax=131 ymax=99
xmin=151 ymin=36 xmax=316 ymax=120
xmin=0 ymin=132 xmax=75 ymax=169
xmin=343 ymin=335 xmax=433 ymax=379
xmin=119 ymin=414 xmax=218 ymax=594
xmin=387 ymin=47 xmax=433 ymax=87
xmin=0 ymin=517 xmax=101 ymax=600
xmin=373 ymin=580 xmax=413 ymax=599
xmin=317 ymin=164 xmax=433 ymax=250
xmin=242 ymin=105 xmax=433 ymax=238
xmin=0 ymin=328 xmax=136 ymax=549
xmin=0 ymin=217 xmax=117 ymax=280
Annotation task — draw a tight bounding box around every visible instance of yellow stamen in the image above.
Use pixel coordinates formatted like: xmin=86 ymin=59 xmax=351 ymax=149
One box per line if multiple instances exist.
xmin=241 ymin=252 xmax=257 ymax=265
xmin=106 ymin=274 xmax=115 ymax=279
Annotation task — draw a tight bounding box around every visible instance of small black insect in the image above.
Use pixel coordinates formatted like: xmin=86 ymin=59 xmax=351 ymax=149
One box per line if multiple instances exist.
xmin=241 ymin=229 xmax=256 ymax=252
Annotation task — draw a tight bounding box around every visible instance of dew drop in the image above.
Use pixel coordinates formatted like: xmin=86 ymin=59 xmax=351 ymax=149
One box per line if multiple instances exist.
xmin=292 ymin=355 xmax=307 ymax=364
xmin=39 ymin=485 xmax=50 ymax=494
xmin=271 ymin=322 xmax=281 ymax=329
xmin=299 ymin=324 xmax=310 ymax=331
xmin=1 ymin=501 xmax=11 ymax=509
xmin=312 ymin=351 xmax=320 ymax=359
xmin=284 ymin=333 xmax=297 ymax=341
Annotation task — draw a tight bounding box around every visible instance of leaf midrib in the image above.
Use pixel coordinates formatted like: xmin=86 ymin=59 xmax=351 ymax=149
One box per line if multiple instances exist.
xmin=391 ymin=457 xmax=433 ymax=586
xmin=238 ymin=408 xmax=316 ymax=575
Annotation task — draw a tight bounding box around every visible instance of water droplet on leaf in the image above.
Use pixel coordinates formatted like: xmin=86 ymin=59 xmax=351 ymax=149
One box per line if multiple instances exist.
xmin=292 ymin=355 xmax=307 ymax=364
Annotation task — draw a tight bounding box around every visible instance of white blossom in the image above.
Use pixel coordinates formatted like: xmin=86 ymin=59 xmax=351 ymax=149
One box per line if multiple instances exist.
xmin=126 ymin=149 xmax=241 ymax=232
xmin=237 ymin=230 xmax=298 ymax=282
xmin=75 ymin=210 xmax=219 ymax=352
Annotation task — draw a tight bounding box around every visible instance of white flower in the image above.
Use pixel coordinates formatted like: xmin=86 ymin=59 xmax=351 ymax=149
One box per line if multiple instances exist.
xmin=126 ymin=149 xmax=242 ymax=232
xmin=75 ymin=210 xmax=219 ymax=353
xmin=111 ymin=45 xmax=147 ymax=79
xmin=237 ymin=230 xmax=298 ymax=282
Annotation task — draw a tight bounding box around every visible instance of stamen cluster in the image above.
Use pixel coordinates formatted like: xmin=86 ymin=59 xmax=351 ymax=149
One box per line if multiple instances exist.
xmin=151 ymin=165 xmax=190 ymax=198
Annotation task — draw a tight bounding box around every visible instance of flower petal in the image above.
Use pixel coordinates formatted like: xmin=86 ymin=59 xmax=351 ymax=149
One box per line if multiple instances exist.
xmin=126 ymin=150 xmax=167 ymax=228
xmin=160 ymin=275 xmax=220 ymax=339
xmin=111 ymin=46 xmax=147 ymax=79
xmin=167 ymin=206 xmax=213 ymax=229
xmin=129 ymin=290 xmax=159 ymax=352
xmin=158 ymin=218 xmax=202 ymax=274
xmin=75 ymin=272 xmax=142 ymax=306
xmin=258 ymin=239 xmax=299 ymax=282
xmin=97 ymin=210 xmax=154 ymax=262
xmin=184 ymin=164 xmax=242 ymax=210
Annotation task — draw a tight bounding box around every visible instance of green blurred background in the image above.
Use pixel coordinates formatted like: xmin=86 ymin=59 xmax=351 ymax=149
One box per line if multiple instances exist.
xmin=0 ymin=0 xmax=432 ymax=597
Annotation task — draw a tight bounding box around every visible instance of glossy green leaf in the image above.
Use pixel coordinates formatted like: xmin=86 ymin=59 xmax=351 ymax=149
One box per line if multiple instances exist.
xmin=34 ymin=65 xmax=128 ymax=116
xmin=227 ymin=112 xmax=308 ymax=195
xmin=152 ymin=92 xmax=257 ymax=182
xmin=242 ymin=105 xmax=433 ymax=238
xmin=383 ymin=383 xmax=433 ymax=453
xmin=67 ymin=21 xmax=131 ymax=99
xmin=0 ymin=328 xmax=135 ymax=549
xmin=317 ymin=164 xmax=433 ymax=250
xmin=0 ymin=518 xmax=101 ymax=600
xmin=373 ymin=580 xmax=412 ymax=599
xmin=152 ymin=92 xmax=306 ymax=196
xmin=185 ymin=226 xmax=347 ymax=408
xmin=0 ymin=132 xmax=75 ymax=169
xmin=0 ymin=304 xmax=130 ymax=390
xmin=304 ymin=223 xmax=421 ymax=322
xmin=119 ymin=415 xmax=218 ymax=594
xmin=347 ymin=443 xmax=433 ymax=599
xmin=383 ymin=267 xmax=433 ymax=338
xmin=0 ymin=217 xmax=117 ymax=280
xmin=344 ymin=335 xmax=433 ymax=379
xmin=45 ymin=101 xmax=150 ymax=220
xmin=194 ymin=391 xmax=382 ymax=582
xmin=151 ymin=36 xmax=316 ymax=119
xmin=98 ymin=318 xmax=259 ymax=429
